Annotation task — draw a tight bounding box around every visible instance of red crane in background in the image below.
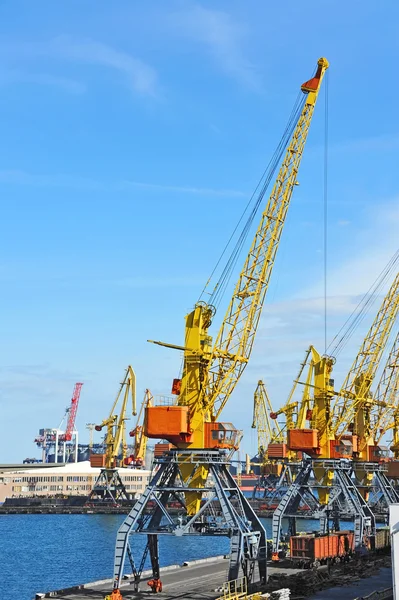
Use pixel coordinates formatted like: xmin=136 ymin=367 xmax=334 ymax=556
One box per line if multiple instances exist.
xmin=59 ymin=383 xmax=83 ymax=442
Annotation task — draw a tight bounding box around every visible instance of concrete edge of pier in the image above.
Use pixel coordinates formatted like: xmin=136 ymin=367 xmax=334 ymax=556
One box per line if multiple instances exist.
xmin=34 ymin=554 xmax=228 ymax=599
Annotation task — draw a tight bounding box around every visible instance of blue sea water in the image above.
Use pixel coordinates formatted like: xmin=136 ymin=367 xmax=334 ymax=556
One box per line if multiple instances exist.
xmin=0 ymin=514 xmax=353 ymax=600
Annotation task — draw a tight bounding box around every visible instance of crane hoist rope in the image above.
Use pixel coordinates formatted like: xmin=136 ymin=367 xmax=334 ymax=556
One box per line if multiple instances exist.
xmin=201 ymin=92 xmax=306 ymax=311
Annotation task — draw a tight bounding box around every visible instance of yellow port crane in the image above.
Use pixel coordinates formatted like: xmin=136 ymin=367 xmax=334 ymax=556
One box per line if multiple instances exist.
xmin=252 ymin=380 xmax=284 ymax=461
xmin=332 ymin=271 xmax=399 ymax=459
xmin=111 ymin=58 xmax=329 ymax=598
xmin=281 ymin=270 xmax=399 ymax=501
xmin=371 ymin=330 xmax=399 ymax=456
xmin=87 ymin=366 xmax=136 ymax=505
xmin=145 ymin=58 xmax=329 ymax=490
xmin=271 ymin=267 xmax=399 ymax=554
xmin=126 ymin=388 xmax=153 ymax=468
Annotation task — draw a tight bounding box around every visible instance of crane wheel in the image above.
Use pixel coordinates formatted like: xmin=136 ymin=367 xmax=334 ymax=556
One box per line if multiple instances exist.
xmin=148 ymin=578 xmax=163 ymax=593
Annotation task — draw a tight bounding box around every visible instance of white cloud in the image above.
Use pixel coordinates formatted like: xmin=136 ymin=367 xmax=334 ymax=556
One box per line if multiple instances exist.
xmin=121 ymin=179 xmax=245 ymax=197
xmin=0 ymin=169 xmax=245 ymax=197
xmin=49 ymin=35 xmax=158 ymax=97
xmin=0 ymin=36 xmax=158 ymax=97
xmin=169 ymin=2 xmax=260 ymax=89
xmin=0 ymin=68 xmax=86 ymax=94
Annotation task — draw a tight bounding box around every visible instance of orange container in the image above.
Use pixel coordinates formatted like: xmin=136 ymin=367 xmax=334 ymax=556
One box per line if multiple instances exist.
xmin=154 ymin=443 xmax=174 ymax=457
xmin=267 ymin=443 xmax=287 ymax=458
xmin=145 ymin=406 xmax=190 ymax=441
xmin=387 ymin=461 xmax=399 ymax=478
xmin=90 ymin=453 xmax=106 ymax=467
xmin=337 ymin=531 xmax=354 ymax=554
xmin=288 ymin=429 xmax=318 ymax=452
xmin=314 ymin=535 xmax=338 ymax=559
xmin=290 ymin=532 xmax=353 ymax=562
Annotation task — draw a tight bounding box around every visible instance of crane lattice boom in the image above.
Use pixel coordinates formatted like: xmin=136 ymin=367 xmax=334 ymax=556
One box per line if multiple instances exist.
xmin=373 ymin=330 xmax=399 ymax=446
xmin=207 ymin=58 xmax=329 ymax=420
xmin=59 ymin=383 xmax=83 ymax=442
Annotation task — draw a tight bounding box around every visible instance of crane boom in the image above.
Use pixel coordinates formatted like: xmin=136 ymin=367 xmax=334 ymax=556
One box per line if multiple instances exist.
xmin=372 ymin=331 xmax=399 ymax=448
xmin=59 ymin=383 xmax=83 ymax=442
xmin=208 ymin=58 xmax=329 ymax=420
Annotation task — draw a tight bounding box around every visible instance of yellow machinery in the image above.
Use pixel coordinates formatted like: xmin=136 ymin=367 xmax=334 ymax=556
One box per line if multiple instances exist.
xmin=144 ymin=57 xmax=329 ymax=510
xmin=110 ymin=58 xmax=328 ymax=598
xmin=371 ymin=331 xmax=399 ymax=458
xmin=126 ymin=388 xmax=152 ymax=468
xmin=271 ymin=270 xmax=399 ymax=556
xmin=282 ymin=272 xmax=399 ymax=484
xmin=87 ymin=366 xmax=136 ymax=504
xmin=332 ymin=271 xmax=399 ymax=461
xmin=252 ymin=380 xmax=284 ymax=470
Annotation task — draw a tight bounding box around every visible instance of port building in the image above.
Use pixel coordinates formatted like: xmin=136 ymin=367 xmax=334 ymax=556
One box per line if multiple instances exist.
xmin=0 ymin=460 xmax=151 ymax=503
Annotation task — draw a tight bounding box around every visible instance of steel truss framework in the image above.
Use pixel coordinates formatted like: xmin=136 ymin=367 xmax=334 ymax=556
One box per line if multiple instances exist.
xmin=253 ymin=463 xmax=305 ymax=504
xmin=271 ymin=459 xmax=399 ymax=553
xmin=112 ymin=450 xmax=267 ymax=592
xmin=87 ymin=468 xmax=131 ymax=504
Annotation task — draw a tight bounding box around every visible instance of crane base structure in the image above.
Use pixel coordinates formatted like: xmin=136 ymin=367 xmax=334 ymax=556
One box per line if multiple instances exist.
xmin=271 ymin=459 xmax=379 ymax=557
xmin=86 ymin=468 xmax=132 ymax=505
xmin=111 ymin=449 xmax=267 ymax=594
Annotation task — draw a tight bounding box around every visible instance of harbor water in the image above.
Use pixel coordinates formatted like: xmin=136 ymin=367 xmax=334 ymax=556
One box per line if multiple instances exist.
xmin=0 ymin=514 xmax=360 ymax=600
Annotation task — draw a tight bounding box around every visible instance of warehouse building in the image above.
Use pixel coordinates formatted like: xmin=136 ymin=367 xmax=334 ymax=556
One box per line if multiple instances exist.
xmin=0 ymin=461 xmax=151 ymax=503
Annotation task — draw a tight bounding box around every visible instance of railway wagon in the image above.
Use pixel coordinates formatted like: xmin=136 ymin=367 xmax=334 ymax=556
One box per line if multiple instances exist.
xmin=290 ymin=531 xmax=354 ymax=567
xmin=374 ymin=527 xmax=390 ymax=552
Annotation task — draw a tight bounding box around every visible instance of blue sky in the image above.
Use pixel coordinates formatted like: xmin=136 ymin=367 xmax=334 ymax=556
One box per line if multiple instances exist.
xmin=1 ymin=1 xmax=399 ymax=462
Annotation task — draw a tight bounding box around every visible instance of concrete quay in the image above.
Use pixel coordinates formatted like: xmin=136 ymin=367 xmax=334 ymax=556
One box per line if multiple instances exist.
xmin=34 ymin=556 xmax=301 ymax=600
